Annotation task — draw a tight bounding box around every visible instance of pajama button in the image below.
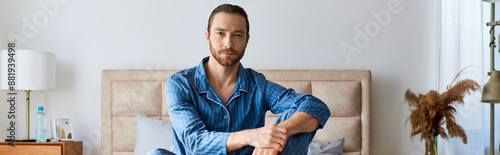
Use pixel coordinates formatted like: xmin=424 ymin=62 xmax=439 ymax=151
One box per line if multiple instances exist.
xmin=224 ymin=115 xmax=228 ymax=119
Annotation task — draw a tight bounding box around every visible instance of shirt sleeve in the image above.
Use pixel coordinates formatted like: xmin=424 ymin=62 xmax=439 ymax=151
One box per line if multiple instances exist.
xmin=264 ymin=80 xmax=331 ymax=129
xmin=166 ymin=76 xmax=230 ymax=154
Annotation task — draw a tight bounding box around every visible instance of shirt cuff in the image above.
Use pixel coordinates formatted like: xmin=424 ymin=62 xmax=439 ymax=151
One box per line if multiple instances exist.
xmin=296 ymin=98 xmax=331 ymax=129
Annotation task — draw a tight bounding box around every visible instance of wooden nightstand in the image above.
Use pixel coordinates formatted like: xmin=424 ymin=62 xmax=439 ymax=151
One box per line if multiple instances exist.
xmin=0 ymin=141 xmax=82 ymax=155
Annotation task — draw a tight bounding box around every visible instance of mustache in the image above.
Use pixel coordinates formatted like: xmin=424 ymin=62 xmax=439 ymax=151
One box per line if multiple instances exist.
xmin=218 ymin=49 xmax=238 ymax=53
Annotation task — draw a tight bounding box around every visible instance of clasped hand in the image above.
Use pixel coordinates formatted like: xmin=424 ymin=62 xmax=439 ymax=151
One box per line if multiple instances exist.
xmin=248 ymin=125 xmax=288 ymax=155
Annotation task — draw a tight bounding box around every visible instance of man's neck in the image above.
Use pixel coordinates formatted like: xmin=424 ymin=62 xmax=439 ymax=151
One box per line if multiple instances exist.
xmin=203 ymin=56 xmax=239 ymax=88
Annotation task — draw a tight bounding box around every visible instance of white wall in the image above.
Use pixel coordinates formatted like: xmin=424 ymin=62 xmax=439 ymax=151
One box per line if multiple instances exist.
xmin=0 ymin=0 xmax=437 ymax=154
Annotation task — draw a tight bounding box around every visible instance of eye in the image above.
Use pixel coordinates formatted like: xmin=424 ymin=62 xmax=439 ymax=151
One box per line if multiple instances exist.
xmin=235 ymin=34 xmax=242 ymax=37
xmin=217 ymin=32 xmax=223 ymax=35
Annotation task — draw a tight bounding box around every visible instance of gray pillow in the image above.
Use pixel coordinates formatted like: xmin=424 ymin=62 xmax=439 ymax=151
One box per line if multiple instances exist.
xmin=134 ymin=114 xmax=173 ymax=155
xmin=308 ymin=138 xmax=344 ymax=155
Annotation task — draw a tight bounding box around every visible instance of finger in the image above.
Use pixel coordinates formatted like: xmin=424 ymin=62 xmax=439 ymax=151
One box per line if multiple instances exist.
xmin=271 ymin=131 xmax=288 ymax=143
xmin=272 ymin=127 xmax=288 ymax=140
xmin=270 ymin=142 xmax=284 ymax=151
xmin=264 ymin=149 xmax=272 ymax=155
xmin=252 ymin=148 xmax=259 ymax=155
xmin=253 ymin=148 xmax=268 ymax=155
xmin=271 ymin=148 xmax=279 ymax=155
xmin=266 ymin=148 xmax=279 ymax=155
xmin=274 ymin=126 xmax=287 ymax=134
xmin=270 ymin=135 xmax=286 ymax=147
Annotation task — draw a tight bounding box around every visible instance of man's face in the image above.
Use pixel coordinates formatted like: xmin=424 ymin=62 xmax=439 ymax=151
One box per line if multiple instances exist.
xmin=206 ymin=12 xmax=249 ymax=67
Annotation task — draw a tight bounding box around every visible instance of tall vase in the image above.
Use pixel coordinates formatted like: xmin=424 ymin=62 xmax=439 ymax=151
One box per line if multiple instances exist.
xmin=424 ymin=136 xmax=438 ymax=155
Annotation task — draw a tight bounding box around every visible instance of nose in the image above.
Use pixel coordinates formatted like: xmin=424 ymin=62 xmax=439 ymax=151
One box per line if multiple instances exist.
xmin=223 ymin=35 xmax=233 ymax=49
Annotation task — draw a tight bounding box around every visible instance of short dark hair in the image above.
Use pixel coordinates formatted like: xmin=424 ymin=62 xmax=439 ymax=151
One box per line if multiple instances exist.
xmin=207 ymin=4 xmax=249 ymax=34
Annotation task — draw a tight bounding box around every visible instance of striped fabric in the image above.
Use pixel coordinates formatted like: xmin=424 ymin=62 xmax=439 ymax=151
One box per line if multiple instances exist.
xmin=165 ymin=57 xmax=331 ymax=155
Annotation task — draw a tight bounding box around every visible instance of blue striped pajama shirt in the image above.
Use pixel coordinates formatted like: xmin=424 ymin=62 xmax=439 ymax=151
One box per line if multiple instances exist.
xmin=165 ymin=57 xmax=331 ymax=155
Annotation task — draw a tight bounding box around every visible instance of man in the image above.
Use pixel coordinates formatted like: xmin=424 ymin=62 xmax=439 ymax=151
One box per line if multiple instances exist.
xmin=153 ymin=4 xmax=330 ymax=155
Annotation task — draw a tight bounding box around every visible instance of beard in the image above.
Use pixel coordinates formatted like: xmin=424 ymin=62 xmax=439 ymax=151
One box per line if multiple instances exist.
xmin=210 ymin=44 xmax=245 ymax=67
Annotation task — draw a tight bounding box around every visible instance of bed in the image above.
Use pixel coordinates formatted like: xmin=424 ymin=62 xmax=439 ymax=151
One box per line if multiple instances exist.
xmin=101 ymin=70 xmax=371 ymax=155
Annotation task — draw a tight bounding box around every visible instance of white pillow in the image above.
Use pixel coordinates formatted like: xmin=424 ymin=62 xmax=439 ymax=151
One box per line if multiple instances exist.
xmin=308 ymin=138 xmax=345 ymax=155
xmin=134 ymin=114 xmax=173 ymax=155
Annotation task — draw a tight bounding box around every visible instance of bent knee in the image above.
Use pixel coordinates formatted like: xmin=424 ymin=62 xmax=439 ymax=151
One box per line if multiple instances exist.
xmin=147 ymin=148 xmax=176 ymax=155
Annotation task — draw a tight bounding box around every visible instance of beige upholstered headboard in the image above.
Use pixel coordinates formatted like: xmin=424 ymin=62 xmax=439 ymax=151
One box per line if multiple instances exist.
xmin=101 ymin=70 xmax=371 ymax=155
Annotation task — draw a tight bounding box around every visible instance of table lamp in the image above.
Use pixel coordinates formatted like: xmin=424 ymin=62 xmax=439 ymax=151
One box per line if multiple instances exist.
xmin=482 ymin=1 xmax=500 ymax=155
xmin=0 ymin=49 xmax=55 ymax=142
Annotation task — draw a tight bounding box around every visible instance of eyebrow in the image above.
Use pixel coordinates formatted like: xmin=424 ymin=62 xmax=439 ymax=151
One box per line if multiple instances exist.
xmin=233 ymin=30 xmax=245 ymax=34
xmin=214 ymin=28 xmax=246 ymax=34
xmin=215 ymin=28 xmax=226 ymax=31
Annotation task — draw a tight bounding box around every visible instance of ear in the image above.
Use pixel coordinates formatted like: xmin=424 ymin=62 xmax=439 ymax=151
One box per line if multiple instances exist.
xmin=205 ymin=30 xmax=210 ymax=45
xmin=246 ymin=33 xmax=250 ymax=43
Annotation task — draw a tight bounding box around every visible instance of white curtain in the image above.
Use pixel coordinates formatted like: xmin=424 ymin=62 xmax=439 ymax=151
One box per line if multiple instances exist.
xmin=439 ymin=0 xmax=499 ymax=155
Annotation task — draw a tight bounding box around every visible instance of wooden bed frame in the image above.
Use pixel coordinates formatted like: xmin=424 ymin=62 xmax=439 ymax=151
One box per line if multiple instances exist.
xmin=101 ymin=70 xmax=371 ymax=155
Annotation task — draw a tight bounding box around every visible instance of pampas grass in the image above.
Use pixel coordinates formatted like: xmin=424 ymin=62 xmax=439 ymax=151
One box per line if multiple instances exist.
xmin=404 ymin=68 xmax=480 ymax=146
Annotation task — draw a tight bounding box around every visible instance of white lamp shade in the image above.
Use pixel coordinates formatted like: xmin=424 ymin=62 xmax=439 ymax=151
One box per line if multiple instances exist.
xmin=0 ymin=49 xmax=56 ymax=91
xmin=483 ymin=0 xmax=500 ymax=3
